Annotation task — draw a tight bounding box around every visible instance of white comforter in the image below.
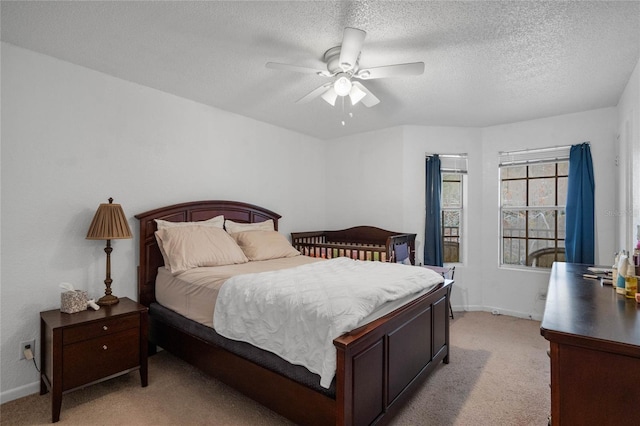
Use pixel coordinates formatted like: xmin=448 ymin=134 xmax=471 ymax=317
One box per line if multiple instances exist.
xmin=213 ymin=257 xmax=444 ymax=388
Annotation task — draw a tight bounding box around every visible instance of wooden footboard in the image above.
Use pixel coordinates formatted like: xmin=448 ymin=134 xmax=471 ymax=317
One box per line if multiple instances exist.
xmin=335 ymin=282 xmax=450 ymax=425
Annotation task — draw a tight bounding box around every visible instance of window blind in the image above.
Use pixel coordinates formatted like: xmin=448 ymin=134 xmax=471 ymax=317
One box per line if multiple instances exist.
xmin=426 ymin=153 xmax=468 ymax=174
xmin=498 ymin=145 xmax=572 ymax=167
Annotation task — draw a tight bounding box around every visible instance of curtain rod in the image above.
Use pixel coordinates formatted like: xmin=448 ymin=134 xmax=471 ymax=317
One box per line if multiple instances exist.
xmin=498 ymin=145 xmax=575 ymax=156
xmin=425 ymin=153 xmax=468 ymax=158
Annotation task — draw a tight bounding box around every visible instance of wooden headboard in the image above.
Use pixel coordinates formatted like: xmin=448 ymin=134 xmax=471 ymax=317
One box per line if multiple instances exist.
xmin=134 ymin=200 xmax=281 ymax=307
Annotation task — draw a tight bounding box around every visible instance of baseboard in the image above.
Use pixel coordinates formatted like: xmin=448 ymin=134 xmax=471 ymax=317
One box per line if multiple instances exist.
xmin=0 ymin=380 xmax=40 ymax=404
xmin=451 ymin=305 xmax=543 ymax=322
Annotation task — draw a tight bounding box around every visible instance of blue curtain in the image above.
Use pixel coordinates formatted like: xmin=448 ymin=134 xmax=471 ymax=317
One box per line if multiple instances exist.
xmin=425 ymin=155 xmax=443 ymax=266
xmin=565 ymin=142 xmax=595 ymax=264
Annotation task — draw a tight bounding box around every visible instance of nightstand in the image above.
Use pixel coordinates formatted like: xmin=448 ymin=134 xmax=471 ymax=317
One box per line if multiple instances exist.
xmin=40 ymin=297 xmax=148 ymax=423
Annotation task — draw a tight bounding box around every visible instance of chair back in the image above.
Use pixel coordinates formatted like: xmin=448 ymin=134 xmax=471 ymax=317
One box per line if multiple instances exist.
xmin=391 ymin=242 xmax=411 ymax=265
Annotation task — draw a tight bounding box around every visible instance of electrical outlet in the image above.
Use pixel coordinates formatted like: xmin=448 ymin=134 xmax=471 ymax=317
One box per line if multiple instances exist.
xmin=19 ymin=340 xmax=35 ymax=360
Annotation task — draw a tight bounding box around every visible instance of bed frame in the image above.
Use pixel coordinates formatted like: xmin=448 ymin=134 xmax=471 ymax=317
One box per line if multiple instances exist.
xmin=136 ymin=200 xmax=451 ymax=426
xmin=291 ymin=227 xmax=417 ymax=265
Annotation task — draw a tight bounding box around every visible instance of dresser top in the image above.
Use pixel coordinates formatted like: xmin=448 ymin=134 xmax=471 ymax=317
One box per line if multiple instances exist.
xmin=540 ymin=262 xmax=640 ymax=356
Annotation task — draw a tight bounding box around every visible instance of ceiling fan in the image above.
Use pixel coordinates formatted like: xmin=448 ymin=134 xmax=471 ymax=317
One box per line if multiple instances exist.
xmin=266 ymin=27 xmax=425 ymax=108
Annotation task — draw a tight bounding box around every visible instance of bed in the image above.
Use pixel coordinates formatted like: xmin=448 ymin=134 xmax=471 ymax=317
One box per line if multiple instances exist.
xmin=291 ymin=227 xmax=417 ymax=265
xmin=136 ymin=200 xmax=451 ymax=426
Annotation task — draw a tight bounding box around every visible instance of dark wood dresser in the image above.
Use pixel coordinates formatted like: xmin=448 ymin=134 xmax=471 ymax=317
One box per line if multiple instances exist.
xmin=540 ymin=262 xmax=640 ymax=425
xmin=40 ymin=297 xmax=148 ymax=422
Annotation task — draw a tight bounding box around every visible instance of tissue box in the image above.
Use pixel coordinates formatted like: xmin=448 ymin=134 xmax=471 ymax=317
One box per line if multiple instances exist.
xmin=61 ymin=290 xmax=88 ymax=314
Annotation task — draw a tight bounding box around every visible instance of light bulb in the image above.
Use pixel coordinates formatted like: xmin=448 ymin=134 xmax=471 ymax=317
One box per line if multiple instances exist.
xmin=334 ymin=74 xmax=352 ymax=97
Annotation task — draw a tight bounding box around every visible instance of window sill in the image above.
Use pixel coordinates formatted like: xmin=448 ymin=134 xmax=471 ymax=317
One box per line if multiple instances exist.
xmin=499 ymin=264 xmax=553 ymax=273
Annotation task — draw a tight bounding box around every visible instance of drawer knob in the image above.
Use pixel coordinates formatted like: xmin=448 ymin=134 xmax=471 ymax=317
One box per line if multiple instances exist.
xmin=102 ymin=345 xmax=108 ymax=350
xmin=102 ymin=325 xmax=108 ymax=331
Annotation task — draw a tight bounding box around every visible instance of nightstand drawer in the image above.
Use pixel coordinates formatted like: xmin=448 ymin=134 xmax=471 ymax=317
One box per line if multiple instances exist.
xmin=63 ymin=314 xmax=139 ymax=345
xmin=62 ymin=327 xmax=140 ymax=390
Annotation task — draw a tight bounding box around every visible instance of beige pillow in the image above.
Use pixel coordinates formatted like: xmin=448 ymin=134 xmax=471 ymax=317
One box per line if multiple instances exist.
xmin=224 ymin=219 xmax=274 ymax=234
xmin=155 ymin=216 xmax=225 ymax=269
xmin=155 ymin=226 xmax=248 ymax=275
xmin=155 ymin=215 xmax=224 ymax=229
xmin=232 ymin=230 xmax=300 ymax=261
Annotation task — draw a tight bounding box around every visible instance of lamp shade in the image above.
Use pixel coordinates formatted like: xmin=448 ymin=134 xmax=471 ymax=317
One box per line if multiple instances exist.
xmin=86 ymin=198 xmax=132 ymax=240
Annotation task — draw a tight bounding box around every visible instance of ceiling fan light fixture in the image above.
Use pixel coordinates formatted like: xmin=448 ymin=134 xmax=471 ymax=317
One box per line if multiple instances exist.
xmin=321 ymin=88 xmax=338 ymax=106
xmin=348 ymin=84 xmax=367 ymax=105
xmin=334 ymin=74 xmax=352 ymax=97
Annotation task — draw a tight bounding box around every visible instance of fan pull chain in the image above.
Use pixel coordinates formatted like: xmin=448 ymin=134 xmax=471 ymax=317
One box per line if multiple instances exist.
xmin=340 ymin=98 xmax=354 ymax=127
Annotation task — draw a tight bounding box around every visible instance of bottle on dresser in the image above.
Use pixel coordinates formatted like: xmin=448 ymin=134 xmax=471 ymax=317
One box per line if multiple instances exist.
xmin=625 ymin=257 xmax=637 ymax=299
xmin=634 ymin=225 xmax=640 ymax=276
xmin=616 ymin=251 xmax=628 ymax=295
xmin=612 ymin=251 xmax=619 ymax=287
xmin=628 ymin=227 xmax=640 ymax=299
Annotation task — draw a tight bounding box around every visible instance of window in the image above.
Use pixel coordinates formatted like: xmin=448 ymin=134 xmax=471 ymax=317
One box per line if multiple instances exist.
xmin=499 ymin=147 xmax=570 ymax=268
xmin=442 ymin=173 xmax=462 ymax=263
xmin=438 ymin=154 xmax=467 ymax=263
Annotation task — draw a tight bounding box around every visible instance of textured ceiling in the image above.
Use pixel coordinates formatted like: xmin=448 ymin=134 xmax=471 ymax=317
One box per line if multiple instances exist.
xmin=2 ymin=1 xmax=639 ymax=140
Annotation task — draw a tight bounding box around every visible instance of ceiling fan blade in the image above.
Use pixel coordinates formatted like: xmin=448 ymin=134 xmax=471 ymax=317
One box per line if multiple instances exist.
xmin=338 ymin=27 xmax=366 ymax=72
xmin=296 ymin=83 xmax=333 ymax=104
xmin=355 ymin=62 xmax=425 ymax=79
xmin=266 ymin=62 xmax=331 ymax=76
xmin=352 ymin=82 xmax=380 ymax=107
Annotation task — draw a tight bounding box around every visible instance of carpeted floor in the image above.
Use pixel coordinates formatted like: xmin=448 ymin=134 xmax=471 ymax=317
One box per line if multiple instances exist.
xmin=0 ymin=311 xmax=550 ymax=425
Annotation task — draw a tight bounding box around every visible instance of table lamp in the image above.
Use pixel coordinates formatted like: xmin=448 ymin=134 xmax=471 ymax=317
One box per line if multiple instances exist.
xmin=86 ymin=197 xmax=132 ymax=306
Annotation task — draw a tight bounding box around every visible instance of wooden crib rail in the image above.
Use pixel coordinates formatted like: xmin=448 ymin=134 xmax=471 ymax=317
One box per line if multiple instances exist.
xmin=291 ymin=227 xmax=416 ymax=265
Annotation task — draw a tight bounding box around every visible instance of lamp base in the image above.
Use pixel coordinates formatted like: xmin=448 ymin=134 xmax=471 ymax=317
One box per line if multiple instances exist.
xmin=97 ymin=294 xmax=119 ymax=306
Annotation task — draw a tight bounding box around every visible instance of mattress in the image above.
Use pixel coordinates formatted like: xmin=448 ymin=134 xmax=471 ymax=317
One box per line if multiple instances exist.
xmin=156 ymin=255 xmax=322 ymax=328
xmin=156 ymin=255 xmax=443 ymax=331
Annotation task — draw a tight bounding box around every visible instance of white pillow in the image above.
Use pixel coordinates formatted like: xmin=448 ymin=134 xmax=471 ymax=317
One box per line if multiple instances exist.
xmin=155 ymin=216 xmax=225 ymax=269
xmin=225 ymin=219 xmax=274 ymax=234
xmin=231 ymin=230 xmax=300 ymax=261
xmin=155 ymin=226 xmax=248 ymax=275
xmin=155 ymin=215 xmax=224 ymax=229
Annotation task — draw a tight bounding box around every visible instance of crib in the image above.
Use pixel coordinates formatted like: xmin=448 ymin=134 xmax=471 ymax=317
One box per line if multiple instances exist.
xmin=291 ymin=226 xmax=417 ymax=265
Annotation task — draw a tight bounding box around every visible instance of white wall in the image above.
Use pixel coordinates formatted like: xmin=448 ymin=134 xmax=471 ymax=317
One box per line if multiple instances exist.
xmin=480 ymin=108 xmax=618 ymax=319
xmin=616 ymin=57 xmax=640 ymax=251
xmin=324 ymin=126 xmax=406 ymax=230
xmin=0 ymin=43 xmax=326 ymax=402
